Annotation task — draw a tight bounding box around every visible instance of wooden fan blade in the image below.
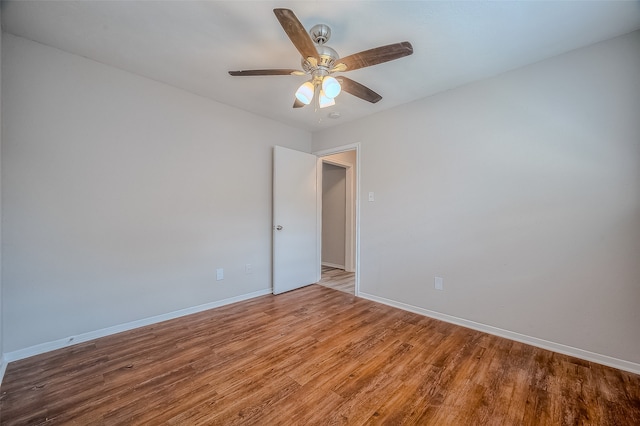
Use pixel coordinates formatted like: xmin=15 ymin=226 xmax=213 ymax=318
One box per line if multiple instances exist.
xmin=293 ymin=99 xmax=306 ymax=108
xmin=336 ymin=41 xmax=413 ymax=72
xmin=337 ymin=77 xmax=382 ymax=103
xmin=229 ymin=69 xmax=299 ymax=76
xmin=273 ymin=9 xmax=319 ymax=62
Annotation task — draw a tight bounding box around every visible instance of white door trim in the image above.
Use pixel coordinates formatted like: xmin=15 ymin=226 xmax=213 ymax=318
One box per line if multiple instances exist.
xmin=320 ymin=158 xmax=354 ymax=273
xmin=313 ymin=143 xmax=361 ymax=296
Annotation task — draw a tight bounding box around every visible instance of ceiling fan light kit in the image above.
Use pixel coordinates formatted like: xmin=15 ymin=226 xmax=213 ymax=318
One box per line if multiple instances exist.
xmin=319 ymin=90 xmax=336 ymax=108
xmin=295 ymin=81 xmax=315 ymax=105
xmin=322 ymin=76 xmax=341 ymax=99
xmin=228 ymin=8 xmax=413 ymax=110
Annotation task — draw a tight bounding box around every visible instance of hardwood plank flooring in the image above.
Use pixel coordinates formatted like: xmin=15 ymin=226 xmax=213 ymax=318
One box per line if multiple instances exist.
xmin=318 ymin=266 xmax=355 ymax=295
xmin=1 ymin=284 xmax=639 ymax=425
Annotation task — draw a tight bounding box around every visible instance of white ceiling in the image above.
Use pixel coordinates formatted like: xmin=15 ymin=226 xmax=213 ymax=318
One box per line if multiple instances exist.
xmin=3 ymin=1 xmax=640 ymax=132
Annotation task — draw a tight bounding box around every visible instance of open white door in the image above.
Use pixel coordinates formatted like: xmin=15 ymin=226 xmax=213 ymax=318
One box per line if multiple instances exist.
xmin=273 ymin=146 xmax=319 ymax=294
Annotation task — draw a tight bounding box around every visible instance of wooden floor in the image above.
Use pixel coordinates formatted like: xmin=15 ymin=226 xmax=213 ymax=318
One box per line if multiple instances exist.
xmin=1 ymin=285 xmax=639 ymax=425
xmin=318 ymin=266 xmax=355 ymax=295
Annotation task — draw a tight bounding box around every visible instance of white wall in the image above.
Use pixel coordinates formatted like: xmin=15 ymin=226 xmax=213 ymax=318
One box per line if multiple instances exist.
xmin=313 ymin=31 xmax=640 ymax=366
xmin=0 ymin=12 xmax=4 ymax=370
xmin=1 ymin=34 xmax=311 ymax=353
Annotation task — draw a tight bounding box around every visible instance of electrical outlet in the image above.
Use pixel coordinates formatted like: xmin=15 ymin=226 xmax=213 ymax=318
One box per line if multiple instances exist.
xmin=216 ymin=268 xmax=224 ymax=281
xmin=434 ymin=276 xmax=443 ymax=291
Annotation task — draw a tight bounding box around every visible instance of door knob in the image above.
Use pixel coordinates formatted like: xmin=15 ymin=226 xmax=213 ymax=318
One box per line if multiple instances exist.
xmin=275 ymin=225 xmax=283 ymax=231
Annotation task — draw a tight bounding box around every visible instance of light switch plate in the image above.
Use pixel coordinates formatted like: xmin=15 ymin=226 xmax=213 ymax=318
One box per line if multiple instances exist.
xmin=435 ymin=276 xmax=443 ymax=290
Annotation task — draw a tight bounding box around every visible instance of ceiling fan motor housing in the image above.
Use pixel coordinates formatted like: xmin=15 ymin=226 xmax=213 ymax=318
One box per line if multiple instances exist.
xmin=316 ymin=45 xmax=339 ymax=68
xmin=301 ymin=43 xmax=339 ymax=74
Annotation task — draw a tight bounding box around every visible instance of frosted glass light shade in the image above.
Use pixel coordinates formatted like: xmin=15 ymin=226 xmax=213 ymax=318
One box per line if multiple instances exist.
xmin=319 ymin=90 xmax=335 ymax=108
xmin=322 ymin=76 xmax=341 ymax=99
xmin=295 ymin=81 xmax=315 ymax=105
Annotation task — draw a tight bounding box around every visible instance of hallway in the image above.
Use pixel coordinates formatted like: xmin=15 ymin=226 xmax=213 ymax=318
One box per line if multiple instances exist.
xmin=317 ymin=266 xmax=355 ymax=295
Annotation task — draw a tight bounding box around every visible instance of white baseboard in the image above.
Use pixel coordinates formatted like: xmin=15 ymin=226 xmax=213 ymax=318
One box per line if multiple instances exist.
xmin=0 ymin=358 xmax=7 ymax=386
xmin=3 ymin=288 xmax=272 ymax=365
xmin=359 ymin=292 xmax=640 ymax=375
xmin=322 ymin=262 xmax=345 ymax=270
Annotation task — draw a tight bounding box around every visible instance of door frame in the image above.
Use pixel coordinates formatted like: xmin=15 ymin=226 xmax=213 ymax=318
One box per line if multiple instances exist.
xmin=313 ymin=143 xmax=360 ymax=296
xmin=320 ymin=159 xmax=353 ymax=272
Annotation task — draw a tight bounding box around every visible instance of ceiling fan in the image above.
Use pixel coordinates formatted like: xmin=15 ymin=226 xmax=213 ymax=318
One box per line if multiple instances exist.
xmin=228 ymin=8 xmax=413 ymax=109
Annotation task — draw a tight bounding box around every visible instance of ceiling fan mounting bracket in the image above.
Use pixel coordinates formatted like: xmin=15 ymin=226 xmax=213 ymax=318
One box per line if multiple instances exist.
xmin=310 ymin=24 xmax=331 ymax=45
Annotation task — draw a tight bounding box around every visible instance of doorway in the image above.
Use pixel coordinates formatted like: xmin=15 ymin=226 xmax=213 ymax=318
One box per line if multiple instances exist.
xmin=314 ymin=144 xmax=359 ymax=295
